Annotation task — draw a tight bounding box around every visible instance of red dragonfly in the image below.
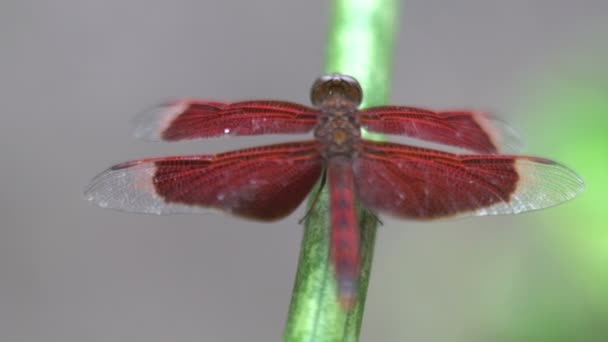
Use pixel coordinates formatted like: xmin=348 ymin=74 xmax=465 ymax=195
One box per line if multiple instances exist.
xmin=85 ymin=74 xmax=583 ymax=308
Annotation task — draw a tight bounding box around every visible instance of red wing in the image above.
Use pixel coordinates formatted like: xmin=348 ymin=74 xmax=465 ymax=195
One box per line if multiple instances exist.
xmin=354 ymin=140 xmax=583 ymax=219
xmin=85 ymin=141 xmax=322 ymax=220
xmin=133 ymin=100 xmax=318 ymax=141
xmin=360 ymin=106 xmax=522 ymax=153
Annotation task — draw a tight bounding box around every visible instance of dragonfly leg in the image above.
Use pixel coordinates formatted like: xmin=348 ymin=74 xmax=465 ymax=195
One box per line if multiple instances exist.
xmin=368 ymin=211 xmax=383 ymax=226
xmin=298 ymin=168 xmax=327 ymax=224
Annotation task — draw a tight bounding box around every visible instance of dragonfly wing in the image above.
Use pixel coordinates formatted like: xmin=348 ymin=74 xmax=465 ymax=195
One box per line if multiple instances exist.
xmin=354 ymin=140 xmax=583 ymax=219
xmin=133 ymin=100 xmax=318 ymax=141
xmin=360 ymin=106 xmax=522 ymax=153
xmin=85 ymin=141 xmax=322 ymax=220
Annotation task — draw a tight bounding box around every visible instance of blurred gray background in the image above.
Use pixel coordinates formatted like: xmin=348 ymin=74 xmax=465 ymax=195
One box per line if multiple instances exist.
xmin=1 ymin=1 xmax=606 ymax=341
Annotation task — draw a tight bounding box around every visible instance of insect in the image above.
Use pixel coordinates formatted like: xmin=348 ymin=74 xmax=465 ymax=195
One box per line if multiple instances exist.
xmin=85 ymin=74 xmax=583 ymax=309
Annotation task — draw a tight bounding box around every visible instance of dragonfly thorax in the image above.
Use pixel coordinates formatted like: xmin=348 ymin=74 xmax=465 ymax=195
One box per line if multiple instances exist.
xmin=310 ymin=74 xmax=363 ymax=160
xmin=314 ymin=96 xmax=362 ymax=159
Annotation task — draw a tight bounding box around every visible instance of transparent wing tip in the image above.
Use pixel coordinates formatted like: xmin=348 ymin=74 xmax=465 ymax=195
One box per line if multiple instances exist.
xmin=131 ymin=100 xmax=188 ymax=141
xmin=473 ymin=158 xmax=584 ymax=216
xmin=477 ymin=112 xmax=526 ymax=153
xmin=84 ymin=163 xmax=166 ymax=215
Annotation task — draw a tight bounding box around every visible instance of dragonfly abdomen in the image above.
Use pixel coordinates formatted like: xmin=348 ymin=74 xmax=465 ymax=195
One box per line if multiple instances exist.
xmin=327 ymin=158 xmax=360 ymax=308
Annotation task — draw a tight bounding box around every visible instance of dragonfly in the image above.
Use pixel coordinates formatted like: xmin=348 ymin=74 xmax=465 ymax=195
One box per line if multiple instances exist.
xmin=85 ymin=74 xmax=583 ymax=309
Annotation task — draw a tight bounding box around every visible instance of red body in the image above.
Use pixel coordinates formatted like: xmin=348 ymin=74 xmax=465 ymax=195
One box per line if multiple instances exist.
xmin=328 ymin=159 xmax=360 ymax=308
xmin=86 ymin=74 xmax=583 ymax=309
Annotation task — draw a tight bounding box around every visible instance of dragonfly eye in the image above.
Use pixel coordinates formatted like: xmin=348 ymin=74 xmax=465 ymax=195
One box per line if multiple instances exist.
xmin=310 ymin=74 xmax=363 ymax=107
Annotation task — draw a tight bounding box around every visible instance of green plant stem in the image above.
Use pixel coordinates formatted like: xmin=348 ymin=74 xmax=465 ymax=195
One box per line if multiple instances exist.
xmin=284 ymin=0 xmax=398 ymax=341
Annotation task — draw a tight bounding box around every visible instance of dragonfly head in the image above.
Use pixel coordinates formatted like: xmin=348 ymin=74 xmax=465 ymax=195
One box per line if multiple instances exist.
xmin=310 ymin=74 xmax=363 ymax=108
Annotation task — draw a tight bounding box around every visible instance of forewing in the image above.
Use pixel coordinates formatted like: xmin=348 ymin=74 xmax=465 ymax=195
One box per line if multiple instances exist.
xmin=360 ymin=106 xmax=522 ymax=153
xmin=85 ymin=141 xmax=322 ymax=220
xmin=354 ymin=140 xmax=583 ymax=219
xmin=133 ymin=100 xmax=318 ymax=141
